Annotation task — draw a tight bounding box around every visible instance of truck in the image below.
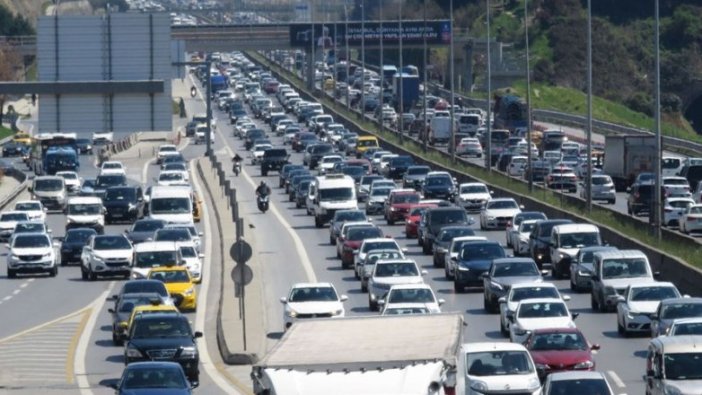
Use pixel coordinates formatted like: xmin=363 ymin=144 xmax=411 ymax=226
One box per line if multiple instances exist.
xmin=251 ymin=314 xmax=463 ymax=395
xmin=210 ymin=74 xmax=228 ymax=96
xmin=493 ymin=94 xmax=528 ymax=132
xmin=29 ymin=133 xmax=80 ymax=176
xmin=602 ymin=135 xmax=656 ymax=191
xmin=392 ymin=73 xmax=420 ymax=113
xmin=429 ymin=116 xmax=452 ymax=146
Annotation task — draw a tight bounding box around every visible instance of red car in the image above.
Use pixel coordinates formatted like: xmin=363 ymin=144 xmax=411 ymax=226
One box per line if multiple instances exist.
xmin=384 ymin=189 xmax=422 ymax=225
xmin=404 ymin=203 xmax=438 ymax=238
xmin=337 ymin=225 xmax=384 ymax=269
xmin=524 ymin=328 xmax=600 ymax=381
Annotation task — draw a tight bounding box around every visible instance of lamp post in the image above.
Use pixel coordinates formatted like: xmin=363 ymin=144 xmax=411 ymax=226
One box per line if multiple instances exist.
xmin=524 ymin=0 xmax=533 ymax=192
xmin=422 ymin=0 xmax=428 ymax=152
xmin=449 ymin=0 xmax=456 ymax=162
xmin=653 ymin=0 xmax=662 ymax=239
xmin=486 ymin=0 xmax=492 ymax=173
xmin=344 ymin=2 xmax=350 ymax=111
xmin=398 ymin=0 xmax=404 ymax=143
xmin=586 ymin=0 xmax=593 ymax=212
xmin=360 ymin=0 xmax=365 ymax=118
xmin=379 ymin=0 xmax=384 ymax=135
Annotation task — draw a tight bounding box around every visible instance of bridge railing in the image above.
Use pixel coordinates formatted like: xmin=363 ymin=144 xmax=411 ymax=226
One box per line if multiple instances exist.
xmin=0 ymin=35 xmax=37 ymax=48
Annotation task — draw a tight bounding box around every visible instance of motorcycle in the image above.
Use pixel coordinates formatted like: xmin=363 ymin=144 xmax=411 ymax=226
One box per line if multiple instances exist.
xmin=233 ymin=161 xmax=241 ymax=177
xmin=257 ymin=194 xmax=270 ymax=213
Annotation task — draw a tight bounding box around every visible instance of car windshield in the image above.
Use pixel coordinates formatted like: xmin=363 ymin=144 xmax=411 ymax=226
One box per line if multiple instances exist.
xmin=549 ymin=379 xmax=610 ymax=393
xmin=375 ymin=263 xmax=419 ymax=277
xmin=180 ymin=246 xmax=197 ymax=258
xmin=664 ymin=353 xmax=702 ymax=380
xmin=487 ymin=200 xmax=518 ymax=210
xmin=358 ymin=139 xmax=377 ymax=147
xmin=348 ymin=227 xmax=382 ymax=241
xmin=67 ymin=203 xmax=102 ymax=215
xmin=105 ymin=188 xmax=136 ymax=200
xmin=511 ymin=287 xmax=560 ymax=302
xmin=65 ymin=230 xmax=96 ymax=243
xmin=164 ymin=164 xmax=186 ymax=171
xmin=371 ymin=188 xmax=393 ymax=197
xmin=661 ymin=303 xmax=702 ymax=319
xmin=103 ymin=163 xmax=122 ymax=170
xmin=361 ymin=176 xmax=382 ymax=186
xmin=493 ymin=262 xmax=539 ymax=277
xmin=155 ymin=229 xmax=191 ymax=242
xmin=439 ymin=227 xmax=476 ymax=242
xmin=388 ymin=288 xmax=435 ymax=304
xmin=13 ymin=234 xmax=50 ymax=248
xmin=342 ymin=166 xmax=365 ymax=177
xmin=15 ymin=202 xmax=41 ymax=211
xmin=466 ymin=351 xmax=534 ymax=376
xmin=96 ymin=175 xmax=126 ymax=187
xmin=34 ymin=179 xmax=63 ymax=191
xmin=151 ymin=198 xmax=190 ymax=214
xmin=520 ymin=222 xmax=536 ymax=233
xmin=367 ymin=251 xmax=403 ymax=262
xmin=602 ymin=259 xmax=649 ymax=279
xmin=149 ymin=270 xmax=190 ymax=283
xmin=122 ymin=282 xmax=166 ymax=298
xmin=671 ymin=322 xmax=702 ymax=335
xmin=410 ymin=207 xmax=430 ymax=216
xmin=592 ymin=176 xmax=611 ymax=185
xmin=14 ymin=223 xmax=44 ymax=233
xmin=460 ymin=244 xmax=505 ymax=261
xmin=559 ymin=232 xmax=600 ymax=249
xmin=530 ymin=332 xmax=588 ymax=351
xmin=133 ymin=221 xmax=165 ymax=232
xmin=425 ymin=176 xmax=451 ymax=186
xmin=320 ymin=188 xmax=354 ymax=201
xmin=122 ymin=366 xmax=187 ymax=389
xmin=631 ymin=286 xmax=679 ymax=301
xmin=461 ymin=185 xmax=488 ymax=194
xmin=335 ymin=211 xmax=366 ymax=222
xmin=1 ymin=213 xmax=28 ymax=221
xmin=323 ymin=157 xmax=342 ymax=164
xmin=518 ymin=302 xmax=568 ymax=318
xmin=132 ymin=318 xmax=191 ymax=338
xmin=117 ymin=296 xmax=154 ymax=313
xmin=393 ymin=194 xmax=420 ymax=204
xmin=288 ymin=286 xmax=338 ymax=302
xmin=159 ymin=173 xmax=183 ymax=181
xmin=431 ymin=210 xmax=467 ymax=225
xmin=135 ymin=251 xmax=177 ymax=268
xmin=94 ymin=236 xmax=131 ymax=250
xmin=159 ymin=146 xmax=177 ymax=153
xmin=362 ymin=241 xmax=397 ymax=252
xmin=407 ymin=167 xmax=430 ymax=175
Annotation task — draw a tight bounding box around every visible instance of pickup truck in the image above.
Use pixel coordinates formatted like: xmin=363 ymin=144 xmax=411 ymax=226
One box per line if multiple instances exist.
xmin=92 ymin=131 xmax=114 ymax=145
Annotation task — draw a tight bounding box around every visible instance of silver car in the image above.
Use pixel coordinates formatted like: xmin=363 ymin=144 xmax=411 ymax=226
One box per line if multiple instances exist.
xmin=580 ymin=174 xmax=616 ymax=204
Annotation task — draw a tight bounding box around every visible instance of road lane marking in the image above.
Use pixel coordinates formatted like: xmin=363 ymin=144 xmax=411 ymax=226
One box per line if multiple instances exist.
xmin=65 ymin=308 xmax=90 ymax=384
xmin=2 ymin=296 xmax=11 ymax=301
xmin=12 ymin=289 xmax=20 ymax=295
xmin=607 ymin=370 xmax=626 ymax=388
xmin=75 ymin=284 xmax=115 ymax=395
xmin=19 ymin=281 xmax=29 ymax=288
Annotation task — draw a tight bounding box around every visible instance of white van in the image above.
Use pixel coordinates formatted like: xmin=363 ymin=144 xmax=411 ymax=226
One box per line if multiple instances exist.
xmin=456 ymin=114 xmax=481 ymax=135
xmin=645 ymin=335 xmax=702 ymax=395
xmin=456 ymin=342 xmax=541 ymax=395
xmin=131 ymin=241 xmax=179 ymax=279
xmin=65 ymin=196 xmax=105 ymax=234
xmin=307 ymin=174 xmax=358 ymax=228
xmin=147 ymin=186 xmax=194 ymax=225
xmin=549 ymin=223 xmax=602 ymax=278
xmin=662 ymin=156 xmax=684 ymax=177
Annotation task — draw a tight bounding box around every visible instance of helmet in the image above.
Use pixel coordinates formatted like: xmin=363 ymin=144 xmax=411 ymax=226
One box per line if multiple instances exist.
xmin=260 ymin=181 xmax=266 ymax=186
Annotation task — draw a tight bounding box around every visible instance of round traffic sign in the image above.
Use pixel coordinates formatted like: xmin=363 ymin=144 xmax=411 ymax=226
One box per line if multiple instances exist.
xmin=230 ymin=240 xmax=252 ymax=263
xmin=231 ymin=263 xmax=253 ymax=286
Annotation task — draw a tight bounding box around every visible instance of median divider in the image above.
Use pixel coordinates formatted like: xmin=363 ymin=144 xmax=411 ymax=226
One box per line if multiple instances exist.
xmin=251 ymin=51 xmax=702 ymax=296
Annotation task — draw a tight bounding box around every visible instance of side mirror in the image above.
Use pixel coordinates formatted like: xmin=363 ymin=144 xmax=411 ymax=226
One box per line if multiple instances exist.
xmin=562 ymin=295 xmax=571 ymax=302
xmin=108 ymin=308 xmax=115 ymax=314
xmin=626 ymin=187 xmax=632 ymax=193
xmin=193 ymin=331 xmax=203 ymax=338
xmin=649 ymin=313 xmax=659 ymax=320
xmin=653 ymin=271 xmax=661 ymax=278
xmin=498 ymin=297 xmax=507 ymax=304
xmin=438 ymin=299 xmax=445 ymax=306
xmin=199 ymin=254 xmax=205 ymax=259
xmin=506 ymin=311 xmax=515 ymax=322
xmin=279 ymin=297 xmax=287 ymax=304
xmin=540 ymin=270 xmax=549 ymax=276
xmin=451 ymin=256 xmax=457 ymax=262
xmin=616 ymin=295 xmax=626 ymax=303
xmin=591 ymin=275 xmax=599 ymax=281
xmin=109 ymin=383 xmax=119 ymax=390
xmin=340 ymin=295 xmax=348 ymax=302
xmin=591 ymin=344 xmax=601 ymax=351
xmin=468 ymin=218 xmax=475 ymax=225
xmin=198 ymin=231 xmax=204 ymax=236
xmin=401 ymin=248 xmax=408 ymax=253
xmin=519 ymin=205 xmax=525 ymax=210
xmin=421 ymin=270 xmax=428 ymax=276
xmin=480 ymin=272 xmax=489 ymax=279
xmin=28 ymin=186 xmax=33 ymax=192
xmin=377 ymin=299 xmax=385 ymax=306
xmin=572 ymin=312 xmax=580 ymax=320
xmin=191 ymin=381 xmax=200 ymax=389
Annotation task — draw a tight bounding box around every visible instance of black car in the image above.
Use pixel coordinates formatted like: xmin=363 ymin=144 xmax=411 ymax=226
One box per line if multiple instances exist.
xmin=341 ymin=165 xmax=365 ymax=183
xmin=289 ymin=175 xmax=314 ymax=202
xmin=125 ymin=219 xmax=167 ymax=244
xmin=111 ymin=361 xmax=196 ymax=394
xmin=123 ymin=313 xmax=202 ymax=383
xmin=93 ymin=174 xmax=127 ymax=199
xmin=385 ymin=156 xmax=414 ymax=180
xmin=102 ymin=186 xmax=144 ymax=224
xmin=419 ymin=207 xmax=471 ymax=255
xmin=75 ymin=138 xmax=93 ymax=154
xmin=627 ymin=183 xmax=664 ymax=216
xmin=244 ymin=129 xmax=266 ymax=150
xmin=279 ymin=164 xmax=305 ymax=188
xmin=161 ymin=154 xmax=187 ymax=170
xmin=402 ymin=165 xmax=431 ymax=189
xmin=453 ymin=241 xmax=506 ymax=293
xmin=108 ymin=292 xmax=164 ymax=346
xmin=285 ymin=169 xmax=311 ymax=193
xmin=261 ymin=147 xmax=289 ymax=176
xmin=431 ymin=225 xmax=476 ymax=268
xmin=308 ymin=144 xmax=335 ymax=170
xmin=112 ymin=280 xmax=172 ymax=309
xmin=294 ymin=179 xmax=314 ymax=208
xmin=421 ymin=173 xmax=457 ymax=200
xmin=2 ymin=141 xmax=28 ymax=157
xmin=529 ymin=219 xmax=573 ymax=269
xmin=60 ymin=228 xmax=98 ymax=265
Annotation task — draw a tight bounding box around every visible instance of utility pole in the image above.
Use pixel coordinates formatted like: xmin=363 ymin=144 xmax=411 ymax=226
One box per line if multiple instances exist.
xmin=486 ymin=0 xmax=492 ymax=173
xmin=586 ymin=0 xmax=593 ymax=212
xmin=449 ymin=0 xmax=456 ymax=163
xmin=524 ymin=0 xmax=533 ymax=192
xmin=653 ymin=0 xmax=662 ymax=240
xmin=379 ymin=0 xmax=384 ymax=135
xmin=360 ymin=0 xmax=365 ymax=119
xmin=398 ymin=0 xmax=404 ymax=143
xmin=422 ymin=0 xmax=428 ymax=152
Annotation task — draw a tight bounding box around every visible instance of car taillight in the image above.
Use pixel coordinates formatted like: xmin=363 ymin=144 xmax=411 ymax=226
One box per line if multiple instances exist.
xmin=665 ymin=208 xmax=673 ymax=212
xmin=506 ymin=221 xmax=512 ymax=228
xmin=635 ymin=192 xmax=640 ymax=199
xmin=444 ymin=386 xmax=456 ymax=395
xmin=687 ymin=217 xmax=696 ymax=221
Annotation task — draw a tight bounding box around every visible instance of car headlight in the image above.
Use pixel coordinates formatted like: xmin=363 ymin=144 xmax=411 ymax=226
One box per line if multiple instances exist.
xmin=10 ymin=254 xmax=19 ymax=260
xmin=66 ymin=217 xmax=74 ymax=224
xmin=513 ymin=326 xmax=527 ymax=335
xmin=128 ymin=203 xmax=137 ymax=211
xmin=527 ymin=377 xmax=541 ymax=391
xmin=626 ymin=310 xmax=639 ymax=320
xmin=574 ymin=360 xmax=594 ymax=369
xmin=487 ymin=216 xmax=495 ymax=220
xmin=577 ymin=269 xmax=591 ymax=276
xmin=490 ymin=281 xmax=503 ymax=290
xmin=604 ymin=286 xmax=616 ymax=296
xmin=469 ymin=380 xmax=488 ymax=391
xmin=333 ymin=308 xmax=343 ymax=316
xmin=664 ymin=385 xmax=682 ymax=395
xmin=132 ymin=272 xmax=144 ymax=279
xmin=184 ymin=287 xmax=195 ymax=296
xmin=180 ymin=346 xmax=198 ymax=358
xmin=125 ymin=346 xmax=143 ymax=358
xmin=93 ymin=256 xmax=104 ymax=263
xmin=457 ymin=265 xmax=470 ymax=271
xmin=287 ymin=310 xmax=297 ymax=318
xmin=42 ymin=252 xmax=52 ymax=259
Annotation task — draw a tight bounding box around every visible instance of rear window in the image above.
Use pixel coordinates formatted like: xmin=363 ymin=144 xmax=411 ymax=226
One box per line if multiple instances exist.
xmin=429 ymin=209 xmax=468 ymax=225
xmin=264 ymin=149 xmax=287 ymax=157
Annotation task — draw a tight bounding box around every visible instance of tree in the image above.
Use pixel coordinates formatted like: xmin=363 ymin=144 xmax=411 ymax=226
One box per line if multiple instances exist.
xmin=0 ymin=44 xmax=21 ymax=127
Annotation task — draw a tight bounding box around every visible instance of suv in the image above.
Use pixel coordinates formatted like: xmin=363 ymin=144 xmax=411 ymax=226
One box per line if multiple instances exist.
xmin=123 ymin=313 xmax=202 ymax=384
xmin=383 ymin=189 xmax=421 ymax=225
xmin=529 ymin=219 xmax=573 ymax=269
xmin=6 ymin=232 xmax=59 ymax=278
xmin=260 ymin=147 xmax=289 ymax=176
xmin=419 ymin=207 xmax=471 ymax=255
xmin=590 ymin=250 xmax=657 ymax=312
xmin=549 ymin=224 xmax=602 ymax=279
xmin=30 ymin=176 xmax=67 ymax=211
xmin=102 ymin=186 xmax=145 ymax=224
xmin=65 ymin=196 xmax=105 ymax=234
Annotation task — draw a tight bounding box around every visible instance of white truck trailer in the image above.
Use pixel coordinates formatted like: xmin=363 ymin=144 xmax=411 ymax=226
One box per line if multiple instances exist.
xmin=251 ymin=313 xmax=464 ymax=395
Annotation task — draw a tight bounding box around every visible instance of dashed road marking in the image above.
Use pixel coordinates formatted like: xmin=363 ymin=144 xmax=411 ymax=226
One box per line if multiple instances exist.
xmin=607 ymin=370 xmax=626 ymax=388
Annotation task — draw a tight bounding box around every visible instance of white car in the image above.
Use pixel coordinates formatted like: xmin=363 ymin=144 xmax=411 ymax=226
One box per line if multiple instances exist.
xmin=13 ymin=200 xmax=46 ymax=222
xmin=663 ymin=197 xmax=695 ymax=227
xmin=680 ymin=204 xmax=702 ymax=234
xmin=505 ymin=212 xmax=547 ymax=248
xmin=92 ymin=131 xmax=114 ymax=144
xmin=508 ymin=298 xmax=577 ymax=344
xmin=616 ymin=282 xmax=682 ymax=336
xmin=498 ymin=283 xmax=567 ymax=337
xmin=81 ymin=234 xmax=134 ymax=280
xmin=454 ymin=182 xmax=492 ymax=211
xmin=457 ymin=342 xmax=541 ymax=395
xmin=354 ymin=237 xmax=405 ymax=278
xmin=100 ymin=161 xmax=126 ymax=175
xmin=163 ymin=224 xmax=203 ymax=252
xmin=251 ymin=144 xmax=273 ymax=165
xmin=156 ymin=145 xmax=178 ymax=164
xmin=480 ymin=198 xmax=523 ymax=230
xmin=662 ymin=176 xmax=691 ymax=198
xmin=6 ymin=232 xmax=59 ymax=278
xmin=195 ymin=125 xmax=215 ymax=145
xmin=0 ymin=211 xmax=30 ymax=241
xmin=318 ymin=155 xmax=344 ymax=175
xmin=56 ymin=171 xmax=82 ymax=193
xmin=381 ymin=304 xmax=431 ymax=316
xmin=157 ymin=170 xmax=189 ymax=187
xmin=368 ymin=259 xmax=426 ymax=311
xmin=177 ymin=242 xmax=204 ymax=283
xmin=507 ymin=156 xmax=528 ymax=177
xmin=513 ymin=220 xmax=539 ymax=256
xmin=379 ymin=284 xmax=445 ymax=314
xmin=280 ymin=282 xmax=347 ymax=330
xmin=668 ymin=317 xmax=702 ymax=336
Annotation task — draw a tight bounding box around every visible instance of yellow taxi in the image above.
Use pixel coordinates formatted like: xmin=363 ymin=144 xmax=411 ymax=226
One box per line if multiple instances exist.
xmin=355 ymin=135 xmax=380 ymax=158
xmin=323 ymin=76 xmax=335 ymax=91
xmin=13 ymin=132 xmax=32 ymax=145
xmin=147 ymin=266 xmax=198 ymax=312
xmin=192 ymin=191 xmax=203 ymax=223
xmin=126 ymin=303 xmax=180 ymax=333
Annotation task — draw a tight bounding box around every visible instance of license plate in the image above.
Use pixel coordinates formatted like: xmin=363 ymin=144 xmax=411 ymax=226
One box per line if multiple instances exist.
xmin=112 ymin=213 xmax=123 ymax=218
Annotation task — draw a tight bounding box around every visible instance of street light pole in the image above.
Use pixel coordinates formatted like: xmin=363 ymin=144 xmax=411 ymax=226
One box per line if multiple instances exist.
xmin=345 ymin=2 xmax=350 ymax=111
xmin=422 ymin=0 xmax=428 ymax=152
xmin=524 ymin=0 xmax=533 ymax=192
xmin=486 ymin=0 xmax=492 ymax=173
xmin=653 ymin=0 xmax=662 ymax=240
xmin=379 ymin=0 xmax=384 ymax=135
xmin=361 ymin=0 xmax=365 ymax=119
xmin=398 ymin=0 xmax=404 ymax=143
xmin=449 ymin=0 xmax=456 ymax=163
xmin=586 ymin=0 xmax=593 ymax=212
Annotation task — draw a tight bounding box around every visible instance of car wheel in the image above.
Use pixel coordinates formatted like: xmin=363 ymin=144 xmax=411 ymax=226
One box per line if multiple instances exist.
xmin=453 ymin=281 xmax=463 ymax=293
xmin=422 ymin=242 xmax=431 ymax=255
xmin=113 ymin=332 xmax=123 ymax=346
xmin=387 ymin=218 xmax=394 ymax=226
xmin=330 ymin=236 xmax=336 ymax=245
xmin=609 ymin=199 xmax=616 ymax=205
xmin=500 ymin=318 xmax=509 ymax=337
xmin=445 ymin=265 xmax=453 ymax=280
xmin=361 ymin=282 xmax=367 ymax=292
xmin=314 ymin=216 xmax=323 ymax=228
xmin=81 ymin=266 xmax=88 ymax=280
xmin=88 ymin=267 xmax=97 ymax=281
xmin=618 ymin=321 xmax=628 ymax=337
xmin=591 ymin=293 xmax=598 ymax=310
xmin=49 ymin=266 xmax=58 ymax=277
xmin=7 ymin=268 xmax=16 ymax=279
xmin=483 ymin=294 xmax=490 ymax=312
xmin=570 ymin=277 xmax=577 ymax=291
xmin=369 ymin=298 xmax=377 ymax=311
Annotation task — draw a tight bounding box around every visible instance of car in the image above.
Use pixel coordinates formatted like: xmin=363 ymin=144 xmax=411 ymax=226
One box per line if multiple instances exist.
xmin=280 ymin=282 xmax=347 ymax=330
xmin=505 ymin=212 xmax=548 ymax=248
xmin=125 ymin=219 xmax=167 ymax=244
xmin=662 ymin=176 xmax=691 ymax=198
xmin=357 ymin=249 xmax=406 ymax=292
xmin=160 ymin=154 xmax=187 ymax=171
xmin=403 ymin=203 xmax=438 ymax=239
xmin=421 ymin=171 xmax=456 ymax=200
xmin=384 ymin=155 xmax=414 ymax=179
xmin=111 ymin=360 xmax=196 ymax=394
xmin=107 ymin=292 xmax=164 ymax=346
xmin=56 ymin=171 xmax=82 ymax=193
xmin=79 ymin=178 xmax=97 ymax=197
xmin=2 ymin=141 xmax=29 ymax=157
xmin=365 ymin=186 xmax=393 ymax=215
xmin=177 ymin=242 xmax=204 ymax=283
xmin=6 ymin=232 xmax=59 ymax=278
xmin=498 ymin=282 xmax=567 ymax=336
xmin=479 ymin=198 xmax=523 ymax=230
xmin=650 ymin=297 xmax=702 ymax=337
xmin=383 ymin=189 xmax=422 ymax=225
xmin=627 ymin=183 xmax=659 ymax=216
xmin=432 ymin=225 xmax=476 ymax=268
xmin=81 ymin=234 xmax=134 ymax=280
xmin=663 ymin=197 xmax=695 ymax=227
xmin=667 ymin=317 xmax=702 ymax=336
xmin=154 ymin=228 xmax=198 ymax=251
xmin=546 ymin=166 xmax=578 ymax=193
xmin=549 ymin=224 xmax=602 ymax=279
xmin=402 ymin=165 xmax=431 ymax=190
xmin=378 ymin=284 xmax=444 ymax=314
xmin=75 ymin=138 xmax=93 ymax=154
xmin=147 ymin=265 xmax=198 ymax=311
xmin=368 ymin=259 xmax=426 ymax=311
xmin=284 ymin=169 xmax=310 ymax=193
xmin=13 ymin=200 xmax=47 ymax=222
xmin=679 ymin=204 xmax=702 ymax=234
xmin=279 ymin=164 xmax=305 ymax=188
xmin=328 ymin=209 xmax=369 ymax=245
xmin=456 ymin=137 xmax=483 ymax=157
xmin=337 ymin=225 xmax=383 ymax=268
xmin=251 ymin=143 xmax=273 ymax=165
xmin=100 ymin=161 xmax=127 ymax=175
xmin=525 ymin=329 xmax=599 ymax=381
xmin=457 ymin=342 xmax=541 ymax=395
xmin=93 ymin=173 xmax=128 ymax=199
xmin=65 ymin=196 xmax=105 ymax=234
xmin=123 ymin=313 xmax=202 ymax=383
xmin=452 ymin=240 xmax=505 ymax=292
xmin=569 ymin=246 xmax=618 ymax=292
xmin=590 ymin=250 xmax=657 ymax=312
xmin=0 ymin=211 xmax=30 ymax=241
xmin=92 ymin=131 xmax=114 ymax=144
xmin=616 ymin=282 xmax=682 ymax=336
xmin=419 ymin=207 xmax=472 ymax=254
xmin=102 ymin=186 xmax=145 ymax=224
xmin=317 ymin=154 xmax=344 ymax=175
xmin=508 ymin=298 xmax=578 ymax=344
xmin=541 ymin=371 xmax=614 ymax=395
xmin=157 ymin=170 xmax=189 ymax=187
xmin=110 ymin=279 xmax=174 ymax=310
xmin=513 ymin=220 xmax=539 ymax=257
xmin=454 ymin=182 xmax=493 ymax=211
xmin=357 ymin=175 xmax=384 ymax=201
xmin=529 ymin=219 xmax=574 ymax=269
xmin=11 ymin=221 xmax=50 ymax=240
xmin=60 ymin=228 xmax=98 ymax=266
xmin=507 ymin=155 xmax=528 ymax=177
xmin=125 ymin=303 xmax=180 ymax=335
xmin=162 ymin=224 xmax=203 ymax=252
xmin=580 ymin=174 xmax=616 ymax=204
xmin=483 ymin=257 xmax=547 ymax=313
xmin=156 ymin=144 xmax=179 ymax=164
xmin=354 ymin=237 xmax=405 ymax=279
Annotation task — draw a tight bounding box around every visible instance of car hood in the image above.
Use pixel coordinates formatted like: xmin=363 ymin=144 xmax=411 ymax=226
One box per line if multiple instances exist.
xmin=495 ymin=276 xmax=543 ymax=287
xmin=103 ymin=200 xmax=134 ymax=208
xmin=557 ymin=248 xmax=580 ymax=258
xmin=128 ymin=231 xmax=156 ymax=243
xmin=663 ymin=380 xmax=702 ymax=394
xmin=391 ymin=203 xmax=414 ymax=210
xmin=12 ymin=247 xmax=52 ymax=255
xmin=459 ymin=193 xmax=491 ymax=200
xmin=515 ymin=317 xmax=575 ymax=331
xmin=148 ymin=213 xmax=193 ymax=225
xmin=67 ymin=214 xmax=103 ymax=223
xmin=458 ymin=259 xmax=492 ymax=271
xmin=602 ymin=277 xmax=653 ymax=290
xmin=118 ymin=389 xmax=191 ymax=395
xmin=0 ymin=221 xmax=20 ymax=230
xmin=128 ymin=337 xmax=195 ymax=350
xmin=287 ymin=301 xmax=343 ymax=314
xmin=423 ymin=185 xmax=452 ymax=192
xmin=575 ymin=262 xmax=594 ymax=273
xmin=627 ymin=301 xmax=662 ymax=314
xmin=62 ymin=241 xmax=86 ymax=250
xmin=485 ymin=208 xmax=521 ymax=217
xmin=470 ymin=374 xmax=538 ymax=393
xmin=372 ymin=276 xmax=423 ymax=286
xmin=165 ymin=282 xmax=194 ymax=294
xmin=93 ymin=250 xmax=132 ymax=260
xmin=530 ymin=349 xmax=593 ymax=366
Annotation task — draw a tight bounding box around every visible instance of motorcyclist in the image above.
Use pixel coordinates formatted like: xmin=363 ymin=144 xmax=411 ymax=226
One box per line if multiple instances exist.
xmin=232 ymin=153 xmax=243 ymax=175
xmin=256 ymin=181 xmax=271 ymax=197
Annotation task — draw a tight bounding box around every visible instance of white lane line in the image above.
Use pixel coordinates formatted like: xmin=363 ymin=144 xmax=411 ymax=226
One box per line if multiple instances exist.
xmin=189 ymin=158 xmax=245 ymax=394
xmin=75 ymin=283 xmax=115 ymax=395
xmin=217 ymin=128 xmax=317 ymax=283
xmin=607 ymin=370 xmax=626 ymax=388
xmin=12 ymin=289 xmax=20 ymax=295
xmin=2 ymin=296 xmax=11 ymax=302
xmin=19 ymin=282 xmax=29 ymax=288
